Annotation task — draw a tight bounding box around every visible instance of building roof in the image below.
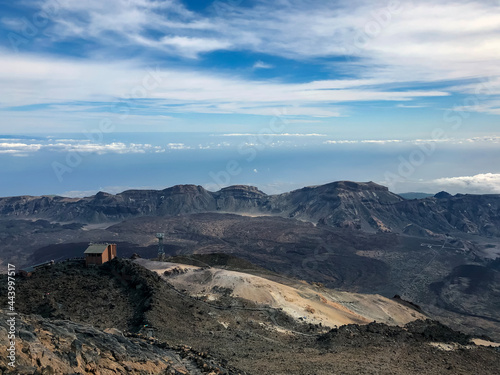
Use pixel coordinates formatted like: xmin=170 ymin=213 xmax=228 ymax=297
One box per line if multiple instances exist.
xmin=84 ymin=244 xmax=109 ymax=254
xmin=20 ymin=260 xmax=54 ymax=274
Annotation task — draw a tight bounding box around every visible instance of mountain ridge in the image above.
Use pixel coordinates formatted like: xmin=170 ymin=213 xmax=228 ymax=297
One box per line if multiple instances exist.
xmin=1 ymin=181 xmax=499 ymax=237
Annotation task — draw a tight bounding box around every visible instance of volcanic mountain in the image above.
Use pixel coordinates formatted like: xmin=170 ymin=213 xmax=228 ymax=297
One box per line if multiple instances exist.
xmin=1 ymin=181 xmax=499 ymax=236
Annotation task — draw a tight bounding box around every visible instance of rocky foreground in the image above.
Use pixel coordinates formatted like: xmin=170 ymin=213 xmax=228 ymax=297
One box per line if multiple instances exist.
xmin=0 ymin=258 xmax=499 ymax=374
xmin=2 ymin=311 xmax=499 ymax=375
xmin=0 ymin=311 xmax=246 ymax=375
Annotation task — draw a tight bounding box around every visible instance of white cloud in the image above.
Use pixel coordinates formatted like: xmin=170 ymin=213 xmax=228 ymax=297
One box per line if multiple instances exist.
xmin=40 ymin=0 xmax=219 ymax=58
xmin=325 ymin=140 xmax=359 ymax=144
xmin=221 ymin=133 xmax=326 ymax=137
xmin=0 ymin=140 xmax=165 ymax=156
xmin=451 ymin=97 xmax=500 ymax=116
xmin=325 ymin=139 xmax=404 ymax=145
xmin=397 ymin=104 xmax=427 ymax=109
xmin=200 ymin=0 xmax=500 ymax=85
xmin=137 ymin=35 xmax=232 ymax=58
xmin=253 ymin=61 xmax=274 ymax=69
xmin=1 ymin=0 xmax=499 ymax=133
xmin=162 ymin=35 xmax=231 ymax=53
xmin=432 ymin=173 xmax=500 ymax=194
xmin=324 ymin=136 xmax=500 ymax=145
xmin=0 ymin=51 xmax=449 ymax=129
xmin=0 ymin=17 xmax=25 ymax=30
xmin=0 ymin=142 xmax=43 ymax=153
xmin=360 ymin=139 xmax=403 ymax=144
xmin=52 ymin=142 xmax=165 ymax=154
xmin=166 ymin=143 xmax=190 ymax=150
xmin=31 ymin=0 xmax=500 ymax=88
xmin=465 ymin=136 xmax=500 ymax=143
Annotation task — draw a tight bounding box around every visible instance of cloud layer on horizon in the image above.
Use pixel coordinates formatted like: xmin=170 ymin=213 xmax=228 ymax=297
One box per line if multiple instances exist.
xmin=0 ymin=140 xmax=166 ymax=156
xmin=431 ymin=173 xmax=500 ymax=194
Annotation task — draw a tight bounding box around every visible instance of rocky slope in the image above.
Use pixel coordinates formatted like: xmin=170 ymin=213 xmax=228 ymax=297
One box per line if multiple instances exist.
xmin=134 ymin=258 xmax=426 ymax=328
xmin=1 ymin=181 xmax=499 ymax=236
xmin=0 ymin=310 xmax=246 ymax=375
xmin=1 ymin=258 xmax=499 ymax=375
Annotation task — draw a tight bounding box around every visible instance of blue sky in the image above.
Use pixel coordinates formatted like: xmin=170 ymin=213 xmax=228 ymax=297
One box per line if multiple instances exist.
xmin=0 ymin=0 xmax=499 ymax=196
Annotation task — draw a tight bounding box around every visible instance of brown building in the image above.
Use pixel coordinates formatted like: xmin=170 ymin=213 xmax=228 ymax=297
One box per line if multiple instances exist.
xmin=84 ymin=243 xmax=117 ymax=266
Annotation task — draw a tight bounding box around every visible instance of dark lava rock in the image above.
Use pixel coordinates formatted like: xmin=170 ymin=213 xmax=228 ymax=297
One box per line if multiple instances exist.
xmin=317 ymin=319 xmax=471 ymax=348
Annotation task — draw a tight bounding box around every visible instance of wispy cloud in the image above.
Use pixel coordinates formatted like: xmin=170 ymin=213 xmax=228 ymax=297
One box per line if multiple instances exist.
xmin=1 ymin=0 xmax=499 ymax=133
xmin=0 ymin=51 xmax=449 ymax=128
xmin=18 ymin=0 xmax=498 ymax=89
xmin=38 ymin=0 xmax=500 ymax=75
xmin=396 ymin=104 xmax=427 ymax=109
xmin=253 ymin=60 xmax=273 ymax=69
xmin=137 ymin=35 xmax=232 ymax=58
xmin=39 ymin=0 xmax=220 ymax=58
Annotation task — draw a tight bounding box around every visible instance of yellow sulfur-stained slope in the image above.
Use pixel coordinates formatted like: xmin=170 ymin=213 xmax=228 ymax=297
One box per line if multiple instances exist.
xmin=135 ymin=259 xmax=426 ymax=329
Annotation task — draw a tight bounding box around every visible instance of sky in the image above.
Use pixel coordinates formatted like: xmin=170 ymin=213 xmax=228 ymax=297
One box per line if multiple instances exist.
xmin=0 ymin=0 xmax=499 ymax=197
